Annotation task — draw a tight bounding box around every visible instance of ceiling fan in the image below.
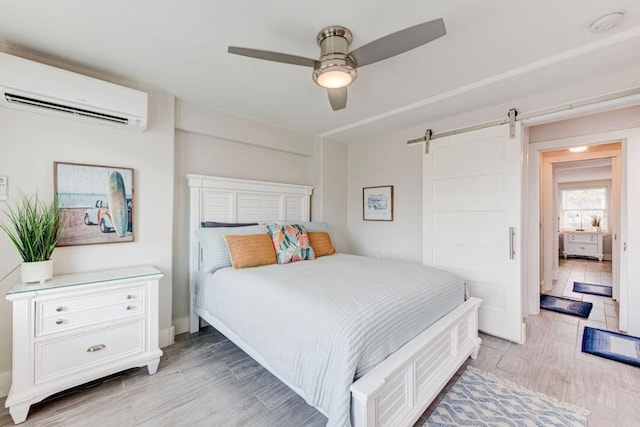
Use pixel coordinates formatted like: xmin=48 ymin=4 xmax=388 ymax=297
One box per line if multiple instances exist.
xmin=227 ymin=18 xmax=446 ymax=111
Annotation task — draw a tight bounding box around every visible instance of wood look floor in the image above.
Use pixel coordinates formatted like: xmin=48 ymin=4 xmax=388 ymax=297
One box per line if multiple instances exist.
xmin=1 ymin=258 xmax=638 ymax=426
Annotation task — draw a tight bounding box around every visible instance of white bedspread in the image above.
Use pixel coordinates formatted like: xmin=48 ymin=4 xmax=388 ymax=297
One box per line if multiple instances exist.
xmin=196 ymin=253 xmax=465 ymax=427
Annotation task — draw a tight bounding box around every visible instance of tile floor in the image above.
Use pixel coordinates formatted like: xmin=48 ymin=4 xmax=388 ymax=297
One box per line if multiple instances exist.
xmin=545 ymin=257 xmax=618 ymax=331
xmin=467 ymin=257 xmax=637 ymax=426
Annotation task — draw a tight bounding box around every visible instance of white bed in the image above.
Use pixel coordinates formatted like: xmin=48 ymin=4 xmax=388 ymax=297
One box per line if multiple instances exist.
xmin=187 ymin=174 xmax=482 ymax=427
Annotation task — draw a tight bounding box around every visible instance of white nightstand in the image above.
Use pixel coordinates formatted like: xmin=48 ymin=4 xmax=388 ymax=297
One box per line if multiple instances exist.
xmin=4 ymin=266 xmax=163 ymax=424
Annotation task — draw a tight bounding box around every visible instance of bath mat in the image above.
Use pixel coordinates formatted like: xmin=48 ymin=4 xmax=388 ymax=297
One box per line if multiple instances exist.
xmin=424 ymin=366 xmax=589 ymax=426
xmin=582 ymin=327 xmax=640 ymax=368
xmin=573 ymin=281 xmax=612 ymax=297
xmin=540 ymin=295 xmax=592 ymax=318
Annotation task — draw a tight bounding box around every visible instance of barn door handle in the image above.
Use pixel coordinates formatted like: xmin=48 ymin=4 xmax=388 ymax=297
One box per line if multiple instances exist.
xmin=509 ymin=227 xmax=515 ymax=260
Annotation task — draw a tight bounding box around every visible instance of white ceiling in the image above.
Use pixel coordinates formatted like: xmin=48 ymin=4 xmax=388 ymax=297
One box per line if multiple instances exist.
xmin=1 ymin=0 xmax=640 ymax=141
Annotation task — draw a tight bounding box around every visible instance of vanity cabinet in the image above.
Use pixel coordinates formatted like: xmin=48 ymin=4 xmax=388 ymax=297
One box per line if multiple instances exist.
xmin=563 ymin=231 xmax=603 ymax=261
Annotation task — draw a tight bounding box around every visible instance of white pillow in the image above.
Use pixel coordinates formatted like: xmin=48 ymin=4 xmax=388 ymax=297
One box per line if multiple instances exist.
xmin=275 ymin=221 xmax=329 ymax=232
xmin=196 ymin=225 xmax=267 ymax=272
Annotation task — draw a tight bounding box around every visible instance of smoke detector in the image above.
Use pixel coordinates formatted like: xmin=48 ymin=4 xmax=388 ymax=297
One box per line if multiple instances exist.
xmin=589 ymin=11 xmax=625 ymax=33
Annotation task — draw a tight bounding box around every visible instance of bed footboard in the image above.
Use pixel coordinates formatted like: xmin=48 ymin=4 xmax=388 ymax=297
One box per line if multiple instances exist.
xmin=350 ymin=297 xmax=482 ymax=427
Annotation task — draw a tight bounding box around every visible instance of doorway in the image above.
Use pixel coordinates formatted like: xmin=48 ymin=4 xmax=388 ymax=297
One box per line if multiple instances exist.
xmin=526 ymin=139 xmax=626 ymax=331
xmin=541 ymin=152 xmax=619 ymax=329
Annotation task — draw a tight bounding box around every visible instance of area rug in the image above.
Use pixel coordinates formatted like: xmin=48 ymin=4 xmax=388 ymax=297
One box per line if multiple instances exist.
xmin=424 ymin=367 xmax=589 ymax=426
xmin=540 ymin=295 xmax=593 ymax=318
xmin=572 ymin=281 xmax=613 ymax=297
xmin=582 ymin=327 xmax=640 ymax=368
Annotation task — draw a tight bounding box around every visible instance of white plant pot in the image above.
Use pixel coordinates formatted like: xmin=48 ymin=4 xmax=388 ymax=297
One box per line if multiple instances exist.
xmin=21 ymin=260 xmax=53 ymax=284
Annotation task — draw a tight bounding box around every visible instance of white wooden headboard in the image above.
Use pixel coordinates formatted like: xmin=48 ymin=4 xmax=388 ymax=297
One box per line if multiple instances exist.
xmin=187 ymin=174 xmax=313 ymax=331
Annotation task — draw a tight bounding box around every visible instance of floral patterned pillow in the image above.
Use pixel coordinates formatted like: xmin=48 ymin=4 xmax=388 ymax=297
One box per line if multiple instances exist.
xmin=266 ymin=224 xmax=315 ymax=264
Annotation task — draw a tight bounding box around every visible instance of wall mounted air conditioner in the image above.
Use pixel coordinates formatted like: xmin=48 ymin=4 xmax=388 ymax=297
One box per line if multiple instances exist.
xmin=0 ymin=52 xmax=147 ymax=132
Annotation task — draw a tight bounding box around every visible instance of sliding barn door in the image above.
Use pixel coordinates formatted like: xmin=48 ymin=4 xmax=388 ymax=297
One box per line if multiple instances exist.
xmin=423 ymin=123 xmax=525 ymax=343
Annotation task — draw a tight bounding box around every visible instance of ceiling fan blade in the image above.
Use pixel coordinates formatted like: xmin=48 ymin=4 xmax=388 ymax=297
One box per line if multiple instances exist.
xmin=228 ymin=46 xmax=318 ymax=67
xmin=328 ymin=88 xmax=347 ymax=111
xmin=349 ymin=18 xmax=446 ymax=67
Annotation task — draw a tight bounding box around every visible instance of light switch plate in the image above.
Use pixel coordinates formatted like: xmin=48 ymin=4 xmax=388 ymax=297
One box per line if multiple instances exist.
xmin=0 ymin=176 xmax=7 ymax=200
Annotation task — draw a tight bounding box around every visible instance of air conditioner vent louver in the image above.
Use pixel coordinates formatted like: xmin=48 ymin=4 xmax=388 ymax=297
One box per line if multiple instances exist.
xmin=5 ymin=92 xmax=129 ymax=125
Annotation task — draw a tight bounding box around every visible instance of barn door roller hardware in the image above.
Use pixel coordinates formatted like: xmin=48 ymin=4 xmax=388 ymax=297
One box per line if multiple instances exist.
xmin=407 ymin=86 xmax=640 ymax=154
xmin=406 ymin=129 xmax=432 ymax=154
xmin=406 ymin=107 xmax=518 ymax=154
xmin=508 ymin=108 xmax=517 ymax=138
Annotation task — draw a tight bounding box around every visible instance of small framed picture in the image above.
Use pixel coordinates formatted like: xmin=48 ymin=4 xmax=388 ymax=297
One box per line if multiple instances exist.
xmin=363 ymin=185 xmax=394 ymax=221
xmin=54 ymin=162 xmax=134 ymax=246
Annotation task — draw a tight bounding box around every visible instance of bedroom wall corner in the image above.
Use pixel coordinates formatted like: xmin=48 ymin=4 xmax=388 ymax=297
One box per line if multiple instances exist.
xmin=310 ymin=137 xmax=350 ymax=253
xmin=347 ymin=127 xmax=424 ymax=263
xmin=172 ymin=102 xmax=315 ymax=334
xmin=0 ymin=90 xmax=176 ymax=398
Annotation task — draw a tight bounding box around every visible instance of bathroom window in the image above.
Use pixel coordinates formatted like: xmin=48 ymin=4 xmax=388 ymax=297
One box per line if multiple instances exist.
xmin=560 ymin=187 xmax=607 ymax=230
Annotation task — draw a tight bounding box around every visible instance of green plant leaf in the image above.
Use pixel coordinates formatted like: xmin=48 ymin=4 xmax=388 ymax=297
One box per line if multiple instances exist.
xmin=1 ymin=192 xmax=65 ymax=262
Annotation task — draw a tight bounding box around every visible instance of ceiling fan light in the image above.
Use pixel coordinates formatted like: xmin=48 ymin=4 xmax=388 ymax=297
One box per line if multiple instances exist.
xmin=317 ymin=69 xmax=352 ymax=88
xmin=313 ymin=60 xmax=357 ymax=89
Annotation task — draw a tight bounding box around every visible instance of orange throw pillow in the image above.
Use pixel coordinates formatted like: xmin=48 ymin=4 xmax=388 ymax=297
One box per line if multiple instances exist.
xmin=308 ymin=231 xmax=336 ymax=257
xmin=224 ymin=233 xmax=277 ymax=268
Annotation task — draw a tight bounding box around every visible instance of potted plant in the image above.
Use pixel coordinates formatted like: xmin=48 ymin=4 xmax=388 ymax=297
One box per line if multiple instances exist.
xmin=591 ymin=216 xmax=601 ymax=232
xmin=1 ymin=193 xmax=64 ymax=283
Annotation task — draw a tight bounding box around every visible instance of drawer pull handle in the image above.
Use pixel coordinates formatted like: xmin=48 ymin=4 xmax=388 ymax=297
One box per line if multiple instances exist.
xmin=86 ymin=344 xmax=106 ymax=353
xmin=55 ymin=319 xmax=64 ymax=325
xmin=580 ymin=246 xmax=585 ymax=250
xmin=56 ymin=307 xmax=64 ymax=312
xmin=127 ymin=295 xmax=135 ymax=300
xmin=126 ymin=305 xmax=134 ymax=311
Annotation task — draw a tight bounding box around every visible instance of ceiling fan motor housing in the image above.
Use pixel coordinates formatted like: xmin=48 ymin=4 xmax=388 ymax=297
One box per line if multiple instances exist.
xmin=313 ymin=26 xmax=357 ymax=88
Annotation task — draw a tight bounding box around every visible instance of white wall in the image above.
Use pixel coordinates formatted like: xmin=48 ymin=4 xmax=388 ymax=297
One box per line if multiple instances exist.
xmin=311 ymin=138 xmax=350 ymax=253
xmin=0 ymin=91 xmax=176 ymax=397
xmin=176 ymin=101 xmax=313 ymax=157
xmin=530 ymin=106 xmax=640 ymax=143
xmin=347 ymin=127 xmax=424 ymax=263
xmin=555 ymin=166 xmax=612 ymax=183
xmin=172 ymin=102 xmax=318 ymax=333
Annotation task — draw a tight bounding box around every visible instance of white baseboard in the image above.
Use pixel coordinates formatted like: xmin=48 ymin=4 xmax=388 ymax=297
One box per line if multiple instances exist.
xmin=173 ymin=316 xmax=190 ymax=335
xmin=0 ymin=370 xmax=11 ymax=398
xmin=159 ymin=326 xmax=175 ymax=348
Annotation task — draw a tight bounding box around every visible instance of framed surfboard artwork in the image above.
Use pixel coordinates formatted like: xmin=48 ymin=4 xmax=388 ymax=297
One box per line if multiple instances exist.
xmin=54 ymin=161 xmax=134 ymax=246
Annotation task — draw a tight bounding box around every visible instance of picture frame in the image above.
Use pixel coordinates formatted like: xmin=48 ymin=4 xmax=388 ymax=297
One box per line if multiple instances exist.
xmin=363 ymin=185 xmax=394 ymax=221
xmin=54 ymin=161 xmax=134 ymax=246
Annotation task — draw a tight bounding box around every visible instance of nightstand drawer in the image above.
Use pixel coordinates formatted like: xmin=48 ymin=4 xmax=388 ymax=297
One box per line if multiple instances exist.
xmin=39 ymin=285 xmax=144 ymax=317
xmin=566 ymin=242 xmax=597 ymax=255
xmin=38 ymin=301 xmax=144 ymax=336
xmin=567 ymin=233 xmax=597 ymax=243
xmin=36 ymin=285 xmax=145 ymax=337
xmin=35 ymin=320 xmax=145 ymax=384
